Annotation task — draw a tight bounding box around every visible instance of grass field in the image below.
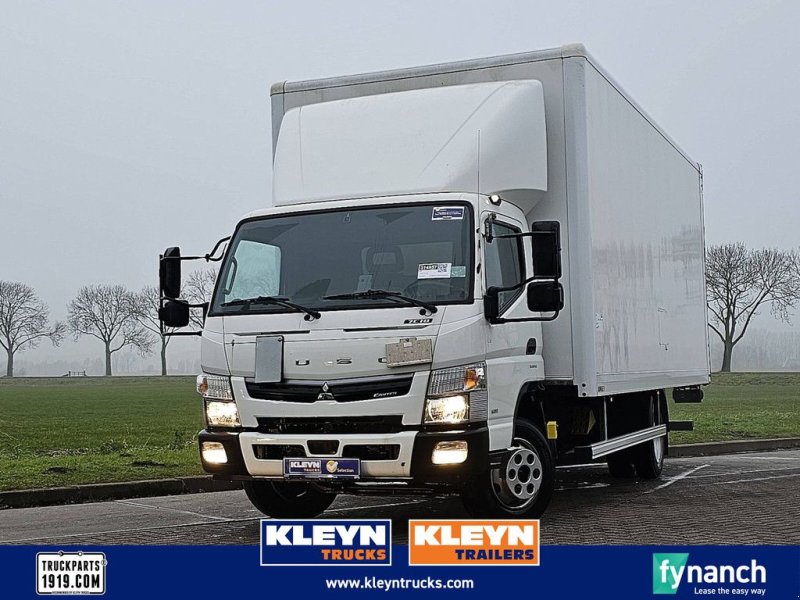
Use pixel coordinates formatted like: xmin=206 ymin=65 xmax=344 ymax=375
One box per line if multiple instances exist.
xmin=669 ymin=372 xmax=800 ymax=444
xmin=0 ymin=373 xmax=798 ymax=491
xmin=0 ymin=377 xmax=203 ymax=491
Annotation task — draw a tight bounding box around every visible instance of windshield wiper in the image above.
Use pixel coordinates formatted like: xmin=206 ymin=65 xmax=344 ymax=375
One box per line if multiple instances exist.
xmin=323 ymin=289 xmax=438 ymax=314
xmin=221 ymin=296 xmax=321 ymax=320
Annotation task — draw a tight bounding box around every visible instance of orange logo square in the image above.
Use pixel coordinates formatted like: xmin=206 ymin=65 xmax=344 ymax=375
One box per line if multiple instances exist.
xmin=408 ymin=519 xmax=540 ymax=566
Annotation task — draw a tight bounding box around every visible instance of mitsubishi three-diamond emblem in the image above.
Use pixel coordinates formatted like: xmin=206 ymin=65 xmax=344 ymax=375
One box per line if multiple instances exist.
xmin=317 ymin=382 xmax=335 ymax=401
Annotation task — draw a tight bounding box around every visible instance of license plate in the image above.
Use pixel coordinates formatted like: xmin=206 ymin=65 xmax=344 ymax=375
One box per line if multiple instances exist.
xmin=283 ymin=457 xmax=360 ymax=479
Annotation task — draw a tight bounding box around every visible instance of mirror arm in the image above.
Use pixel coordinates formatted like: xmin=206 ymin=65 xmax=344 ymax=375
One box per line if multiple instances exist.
xmin=487 ymin=275 xmax=538 ymax=295
xmin=160 ymin=236 xmax=231 ymax=264
xmin=486 ymin=277 xmax=558 ymax=324
xmin=158 ymin=297 xmax=209 ymax=335
xmin=488 ymin=310 xmax=561 ymax=325
xmin=485 ymin=230 xmax=553 ymax=243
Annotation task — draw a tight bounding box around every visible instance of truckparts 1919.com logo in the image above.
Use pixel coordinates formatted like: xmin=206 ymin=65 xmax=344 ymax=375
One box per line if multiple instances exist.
xmin=260 ymin=519 xmax=391 ymax=566
xmin=653 ymin=553 xmax=767 ymax=595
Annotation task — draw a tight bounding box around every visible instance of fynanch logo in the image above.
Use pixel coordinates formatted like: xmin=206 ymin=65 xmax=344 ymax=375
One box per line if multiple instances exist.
xmin=652 ymin=553 xmax=767 ymax=595
xmin=653 ymin=553 xmax=690 ymax=594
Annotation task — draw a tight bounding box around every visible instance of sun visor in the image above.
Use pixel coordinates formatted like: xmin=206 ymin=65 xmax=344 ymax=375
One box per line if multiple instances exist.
xmin=273 ymin=80 xmax=547 ymax=206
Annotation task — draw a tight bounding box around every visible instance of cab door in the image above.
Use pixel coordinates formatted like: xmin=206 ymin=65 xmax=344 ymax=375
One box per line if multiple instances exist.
xmin=481 ymin=213 xmax=544 ymax=449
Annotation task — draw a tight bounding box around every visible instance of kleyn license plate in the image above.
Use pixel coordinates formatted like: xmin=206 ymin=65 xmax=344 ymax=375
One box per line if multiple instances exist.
xmin=283 ymin=458 xmax=360 ymax=479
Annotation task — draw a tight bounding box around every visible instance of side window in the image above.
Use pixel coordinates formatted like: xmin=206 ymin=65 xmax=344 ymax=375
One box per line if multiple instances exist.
xmin=484 ymin=221 xmax=525 ymax=312
xmin=224 ymin=240 xmax=281 ymax=301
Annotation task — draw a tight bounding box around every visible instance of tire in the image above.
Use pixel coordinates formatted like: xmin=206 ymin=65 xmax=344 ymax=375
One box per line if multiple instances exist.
xmin=631 ymin=392 xmax=666 ymax=479
xmin=461 ymin=418 xmax=555 ymax=518
xmin=606 ymin=451 xmax=636 ymax=478
xmin=243 ymin=480 xmax=336 ymax=518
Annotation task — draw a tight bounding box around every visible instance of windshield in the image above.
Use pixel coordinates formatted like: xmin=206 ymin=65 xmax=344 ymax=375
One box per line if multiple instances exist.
xmin=210 ymin=202 xmax=473 ymax=315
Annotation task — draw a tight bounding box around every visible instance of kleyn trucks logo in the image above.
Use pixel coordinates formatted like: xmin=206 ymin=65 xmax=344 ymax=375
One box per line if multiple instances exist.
xmin=653 ymin=553 xmax=767 ymax=595
xmin=260 ymin=520 xmax=391 ymax=566
xmin=409 ymin=520 xmax=539 ymax=566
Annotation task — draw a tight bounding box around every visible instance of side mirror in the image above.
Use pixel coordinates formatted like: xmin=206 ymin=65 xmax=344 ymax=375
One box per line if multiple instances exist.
xmin=531 ymin=221 xmax=561 ymax=280
xmin=159 ymin=247 xmax=182 ymax=299
xmin=159 ymin=300 xmax=190 ymax=328
xmin=527 ymin=281 xmax=563 ymax=313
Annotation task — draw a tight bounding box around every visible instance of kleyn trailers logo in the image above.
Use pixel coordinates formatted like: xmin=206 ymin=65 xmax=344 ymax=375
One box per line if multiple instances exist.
xmin=409 ymin=520 xmax=539 ymax=566
xmin=653 ymin=553 xmax=767 ymax=595
xmin=260 ymin=520 xmax=391 ymax=566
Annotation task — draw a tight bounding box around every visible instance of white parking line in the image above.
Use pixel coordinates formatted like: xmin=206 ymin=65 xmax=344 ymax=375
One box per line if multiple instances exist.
xmin=644 ymin=464 xmax=709 ymax=494
xmin=326 ymin=500 xmax=426 ymax=513
xmin=684 ymin=465 xmax=800 ymax=479
xmin=739 ymin=456 xmax=800 ymax=461
xmin=2 ymin=517 xmax=261 ymax=544
xmin=715 ymin=473 xmax=800 ymax=485
xmin=114 ymin=499 xmax=233 ymax=521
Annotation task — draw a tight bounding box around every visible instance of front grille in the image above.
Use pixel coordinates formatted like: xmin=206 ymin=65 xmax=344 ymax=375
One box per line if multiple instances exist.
xmin=256 ymin=416 xmax=405 ymax=435
xmin=253 ymin=444 xmax=306 ymax=460
xmin=253 ymin=442 xmax=401 ymax=461
xmin=342 ymin=444 xmax=400 ymax=461
xmin=246 ymin=375 xmax=414 ymax=403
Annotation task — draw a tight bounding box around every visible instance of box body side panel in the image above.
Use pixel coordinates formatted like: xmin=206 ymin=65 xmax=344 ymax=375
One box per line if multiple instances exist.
xmin=583 ymin=62 xmax=710 ymax=394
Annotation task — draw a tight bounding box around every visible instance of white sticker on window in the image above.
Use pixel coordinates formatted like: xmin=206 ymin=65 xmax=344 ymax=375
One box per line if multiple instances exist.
xmin=418 ymin=263 xmax=452 ymax=279
xmin=356 ymin=274 xmax=374 ymax=292
xmin=432 ymin=207 xmax=464 ymax=221
xmin=451 ymin=266 xmax=467 ymax=278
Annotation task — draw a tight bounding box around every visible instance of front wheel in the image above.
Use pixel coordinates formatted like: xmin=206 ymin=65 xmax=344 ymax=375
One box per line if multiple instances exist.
xmin=243 ymin=480 xmax=337 ymax=518
xmin=461 ymin=418 xmax=555 ymax=518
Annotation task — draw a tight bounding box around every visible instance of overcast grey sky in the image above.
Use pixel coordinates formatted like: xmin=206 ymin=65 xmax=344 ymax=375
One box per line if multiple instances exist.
xmin=2 ymin=0 xmax=799 ymax=371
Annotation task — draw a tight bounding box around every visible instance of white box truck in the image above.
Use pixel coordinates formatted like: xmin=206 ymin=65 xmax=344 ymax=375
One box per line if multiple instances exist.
xmin=159 ymin=44 xmax=709 ymax=518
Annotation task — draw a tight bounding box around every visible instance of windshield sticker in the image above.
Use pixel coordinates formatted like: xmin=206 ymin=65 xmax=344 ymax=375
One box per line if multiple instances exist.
xmin=432 ymin=206 xmax=464 ymax=221
xmin=418 ymin=263 xmax=452 ymax=279
xmin=450 ymin=265 xmax=467 ymax=278
xmin=356 ymin=274 xmax=373 ymax=292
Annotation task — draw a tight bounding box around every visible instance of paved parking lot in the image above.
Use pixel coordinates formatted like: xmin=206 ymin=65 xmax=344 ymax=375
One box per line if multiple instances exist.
xmin=1 ymin=450 xmax=798 ymax=546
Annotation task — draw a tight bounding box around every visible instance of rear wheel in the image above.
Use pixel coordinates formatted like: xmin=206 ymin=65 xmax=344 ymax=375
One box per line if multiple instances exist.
xmin=243 ymin=480 xmax=337 ymax=518
xmin=632 ymin=392 xmax=666 ymax=479
xmin=461 ymin=418 xmax=555 ymax=518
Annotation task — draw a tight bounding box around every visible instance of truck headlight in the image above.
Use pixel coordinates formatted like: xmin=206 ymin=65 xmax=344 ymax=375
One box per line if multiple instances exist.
xmin=197 ymin=374 xmax=239 ymax=427
xmin=204 ymin=400 xmax=241 ymax=428
xmin=424 ymin=362 xmax=487 ymax=424
xmin=425 ymin=394 xmax=469 ymax=424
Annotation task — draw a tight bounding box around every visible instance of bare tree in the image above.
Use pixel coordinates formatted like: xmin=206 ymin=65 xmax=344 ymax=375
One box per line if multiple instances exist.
xmin=184 ymin=267 xmax=218 ymax=327
xmin=0 ymin=281 xmax=66 ymax=377
xmin=132 ymin=285 xmax=176 ymax=376
xmin=67 ymin=285 xmax=153 ymax=376
xmin=706 ymin=243 xmax=800 ymax=372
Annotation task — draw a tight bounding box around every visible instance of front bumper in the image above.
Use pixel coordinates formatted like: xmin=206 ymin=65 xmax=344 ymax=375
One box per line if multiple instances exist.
xmin=198 ymin=426 xmax=488 ymax=489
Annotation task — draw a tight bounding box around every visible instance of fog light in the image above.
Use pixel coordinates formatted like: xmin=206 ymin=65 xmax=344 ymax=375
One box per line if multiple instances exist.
xmin=432 ymin=440 xmax=468 ymax=465
xmin=201 ymin=441 xmax=228 ymax=465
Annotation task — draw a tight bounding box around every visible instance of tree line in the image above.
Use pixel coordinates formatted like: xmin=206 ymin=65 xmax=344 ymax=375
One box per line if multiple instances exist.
xmin=1 ymin=243 xmax=799 ymax=377
xmin=0 ymin=268 xmax=217 ymax=377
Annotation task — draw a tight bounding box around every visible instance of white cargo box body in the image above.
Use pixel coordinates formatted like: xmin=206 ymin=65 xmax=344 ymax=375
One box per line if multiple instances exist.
xmin=270 ymin=44 xmax=710 ymax=396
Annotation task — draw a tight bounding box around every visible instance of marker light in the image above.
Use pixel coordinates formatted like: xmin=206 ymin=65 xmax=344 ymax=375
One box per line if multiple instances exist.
xmin=432 ymin=440 xmax=469 ymax=465
xmin=196 ymin=374 xmax=233 ymax=400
